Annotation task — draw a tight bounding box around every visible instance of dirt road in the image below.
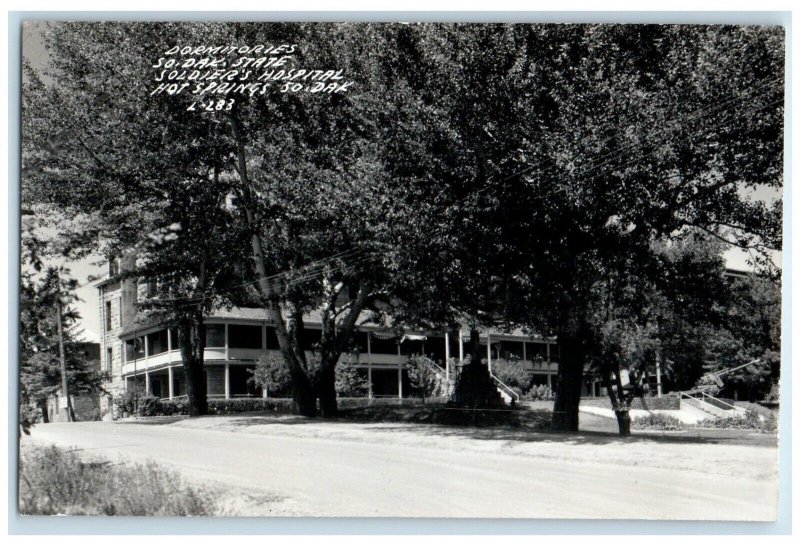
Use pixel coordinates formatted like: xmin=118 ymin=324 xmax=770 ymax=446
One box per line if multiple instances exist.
xmin=22 ymin=417 xmax=778 ymax=519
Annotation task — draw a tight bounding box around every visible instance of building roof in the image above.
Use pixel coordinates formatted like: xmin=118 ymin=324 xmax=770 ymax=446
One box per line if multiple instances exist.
xmin=118 ymin=305 xmax=549 ymax=340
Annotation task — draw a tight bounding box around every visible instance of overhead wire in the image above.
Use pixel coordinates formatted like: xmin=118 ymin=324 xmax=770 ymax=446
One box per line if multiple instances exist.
xmin=154 ymin=76 xmax=784 ymax=303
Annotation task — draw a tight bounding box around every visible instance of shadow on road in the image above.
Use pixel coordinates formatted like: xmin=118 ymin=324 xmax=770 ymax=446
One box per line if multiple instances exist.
xmin=135 ymin=406 xmax=776 ymax=448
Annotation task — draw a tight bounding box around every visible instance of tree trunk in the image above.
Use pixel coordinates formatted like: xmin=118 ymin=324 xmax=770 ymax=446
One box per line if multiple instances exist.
xmin=551 ymin=324 xmax=590 ymax=432
xmin=615 ymin=409 xmax=632 ymax=436
xmin=601 ymin=361 xmax=631 ymax=437
xmin=178 ymin=312 xmax=208 ymax=417
xmin=284 ymin=307 xmax=318 ymax=417
xmin=316 ymin=281 xmax=371 ymax=418
xmin=289 ymin=373 xmax=317 ymax=417
xmin=227 ymin=110 xmax=319 ymax=417
xmin=317 ymin=363 xmax=338 ymax=418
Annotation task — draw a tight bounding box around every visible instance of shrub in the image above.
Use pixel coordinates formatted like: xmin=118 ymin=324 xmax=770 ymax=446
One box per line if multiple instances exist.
xmin=19 ymin=444 xmax=216 ymax=515
xmin=113 ymin=392 xmax=157 ymax=416
xmin=580 ymin=396 xmax=680 ymax=410
xmin=631 ymin=413 xmax=683 ymax=431
xmin=697 ymin=408 xmax=777 ymax=432
xmin=406 ymin=355 xmax=444 ymax=402
xmin=208 ymin=398 xmax=295 ymax=415
xmin=764 ymin=381 xmax=780 ymax=403
xmin=335 ymin=358 xmax=370 ymax=398
xmin=491 ymin=358 xmax=531 ymax=392
xmin=249 ymin=353 xmax=292 ymax=397
xmin=520 ymin=384 xmax=554 ymax=401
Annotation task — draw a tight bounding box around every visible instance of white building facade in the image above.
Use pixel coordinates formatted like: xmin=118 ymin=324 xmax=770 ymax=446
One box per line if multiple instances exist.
xmin=96 ymin=259 xmax=565 ymax=418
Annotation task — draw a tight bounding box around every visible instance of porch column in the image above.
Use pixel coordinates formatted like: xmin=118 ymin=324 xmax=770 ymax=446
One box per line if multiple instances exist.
xmin=458 ymin=330 xmax=464 ymax=363
xmin=367 ymin=333 xmax=373 ymax=399
xmin=168 ymin=366 xmax=174 ymax=400
xmin=546 ymin=343 xmax=552 ymax=388
xmin=444 ymin=332 xmax=451 ymax=381
xmin=397 ymin=342 xmax=403 ymax=399
xmin=224 ymin=363 xmax=230 ymax=399
xmin=144 ymin=370 xmax=150 ymax=397
xmin=486 ymin=332 xmax=492 ymax=373
xmin=224 ymin=324 xmax=229 ymax=360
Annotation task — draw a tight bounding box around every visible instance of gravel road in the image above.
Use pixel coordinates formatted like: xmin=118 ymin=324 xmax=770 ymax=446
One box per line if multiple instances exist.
xmin=22 ymin=417 xmax=778 ymax=519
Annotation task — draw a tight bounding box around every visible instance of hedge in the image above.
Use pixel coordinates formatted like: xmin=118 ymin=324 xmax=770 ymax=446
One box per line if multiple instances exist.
xmin=117 ymin=395 xmax=448 ymax=417
xmin=580 ymin=396 xmax=680 ymax=410
xmin=631 ymin=413 xmax=683 ymax=431
xmin=697 ymin=408 xmax=778 ymax=432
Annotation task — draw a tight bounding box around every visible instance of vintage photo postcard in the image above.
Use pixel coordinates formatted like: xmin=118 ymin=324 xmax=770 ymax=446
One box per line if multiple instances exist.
xmin=15 ymin=19 xmax=785 ymax=521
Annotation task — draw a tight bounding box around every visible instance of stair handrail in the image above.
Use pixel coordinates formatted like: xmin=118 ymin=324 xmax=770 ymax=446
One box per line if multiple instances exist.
xmin=412 ymin=356 xmax=454 ymax=397
xmin=489 ymin=371 xmax=521 ymax=403
xmin=699 ymin=391 xmax=742 ymax=412
xmin=679 ymin=391 xmax=729 ymax=416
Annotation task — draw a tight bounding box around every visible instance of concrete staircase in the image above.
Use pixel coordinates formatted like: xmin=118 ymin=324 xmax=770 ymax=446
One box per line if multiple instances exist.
xmin=579 ymin=393 xmax=747 ymax=425
xmin=680 ymin=393 xmax=747 ymax=420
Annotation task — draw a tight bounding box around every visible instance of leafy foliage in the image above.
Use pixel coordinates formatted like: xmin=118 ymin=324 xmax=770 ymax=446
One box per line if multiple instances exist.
xmin=334 ymin=358 xmax=370 ymax=398
xmin=20 ymin=262 xmax=105 ymax=427
xmin=631 ymin=413 xmax=684 ymax=431
xmin=405 ymin=355 xmax=444 ymax=402
xmin=696 ymin=408 xmax=776 ymax=432
xmin=22 ymin=23 xmax=784 ymax=426
xmin=491 ymin=358 xmax=532 ymax=393
xmin=249 ymin=354 xmax=293 ymax=397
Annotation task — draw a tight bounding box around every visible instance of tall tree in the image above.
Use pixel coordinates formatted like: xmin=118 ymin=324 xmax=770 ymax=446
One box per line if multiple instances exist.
xmin=407 ymin=24 xmax=784 ymax=430
xmin=20 ymin=220 xmax=105 ymax=426
xmin=22 ymin=22 xmax=252 ymax=416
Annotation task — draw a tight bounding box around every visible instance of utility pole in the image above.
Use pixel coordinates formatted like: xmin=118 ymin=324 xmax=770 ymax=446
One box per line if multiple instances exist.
xmin=55 ymin=283 xmax=73 ymax=422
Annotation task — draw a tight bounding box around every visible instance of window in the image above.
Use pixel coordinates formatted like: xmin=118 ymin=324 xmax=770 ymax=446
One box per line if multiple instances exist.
xmin=125 ymin=337 xmax=145 ymax=361
xmin=497 ymin=340 xmax=524 ymax=361
xmin=301 ymin=328 xmax=322 ymax=351
xmin=147 ymin=330 xmax=169 ymax=356
xmin=371 ymin=368 xmax=399 ymax=397
xmin=229 ymin=366 xmax=261 ymax=397
xmin=108 ymin=257 xmax=120 ymax=277
xmin=426 ymin=335 xmax=446 ymax=365
xmin=146 ymin=280 xmax=158 ymax=298
xmin=105 ymin=347 xmax=113 ymax=372
xmin=353 ymin=331 xmax=369 ymax=353
xmin=150 ymin=379 xmax=162 ymax=399
xmin=265 ymin=326 xmax=279 ymax=349
xmin=525 ymin=342 xmax=548 ymax=361
xmin=205 ymin=324 xmax=226 ymax=348
xmin=105 ymin=301 xmax=112 ymax=331
xmin=548 ymin=344 xmax=560 ymax=362
xmin=228 ymin=324 xmax=263 ymax=349
xmin=400 ymin=338 xmax=425 ymax=357
xmin=369 ymin=333 xmax=397 ymax=354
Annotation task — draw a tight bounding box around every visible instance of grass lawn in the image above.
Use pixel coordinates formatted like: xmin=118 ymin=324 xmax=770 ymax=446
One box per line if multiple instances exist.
xmin=18 ymin=443 xmax=218 ymax=515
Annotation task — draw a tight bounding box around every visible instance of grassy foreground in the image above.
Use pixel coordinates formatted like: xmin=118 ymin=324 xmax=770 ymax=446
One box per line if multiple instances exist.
xmin=19 ymin=443 xmax=216 ymax=516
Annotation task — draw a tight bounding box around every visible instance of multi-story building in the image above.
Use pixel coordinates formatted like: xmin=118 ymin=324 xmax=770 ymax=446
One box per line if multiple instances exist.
xmin=96 ymin=257 xmax=567 ymax=418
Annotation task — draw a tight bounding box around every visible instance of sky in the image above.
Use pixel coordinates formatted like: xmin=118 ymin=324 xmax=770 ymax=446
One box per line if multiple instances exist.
xmin=19 ymin=22 xmax=785 ymax=343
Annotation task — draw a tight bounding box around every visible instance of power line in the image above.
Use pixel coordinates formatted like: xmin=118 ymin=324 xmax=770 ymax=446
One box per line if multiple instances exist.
xmin=145 ymin=76 xmax=783 ymax=303
xmin=488 ymin=75 xmax=783 ymax=193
